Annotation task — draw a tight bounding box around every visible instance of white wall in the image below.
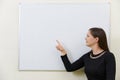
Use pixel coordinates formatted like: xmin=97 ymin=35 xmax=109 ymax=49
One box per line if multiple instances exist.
xmin=0 ymin=0 xmax=120 ymax=80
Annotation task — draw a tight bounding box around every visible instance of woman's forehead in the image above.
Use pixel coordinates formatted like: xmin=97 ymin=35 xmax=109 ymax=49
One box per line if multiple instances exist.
xmin=87 ymin=30 xmax=91 ymax=35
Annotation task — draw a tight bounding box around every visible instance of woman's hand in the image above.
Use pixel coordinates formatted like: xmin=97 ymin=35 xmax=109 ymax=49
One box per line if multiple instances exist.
xmin=56 ymin=40 xmax=67 ymax=56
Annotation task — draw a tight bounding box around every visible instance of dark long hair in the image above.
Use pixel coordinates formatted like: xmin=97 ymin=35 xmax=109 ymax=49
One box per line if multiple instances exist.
xmin=89 ymin=27 xmax=109 ymax=51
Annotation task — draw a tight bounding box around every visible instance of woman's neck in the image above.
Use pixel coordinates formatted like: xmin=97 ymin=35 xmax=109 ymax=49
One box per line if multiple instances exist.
xmin=91 ymin=45 xmax=104 ymax=55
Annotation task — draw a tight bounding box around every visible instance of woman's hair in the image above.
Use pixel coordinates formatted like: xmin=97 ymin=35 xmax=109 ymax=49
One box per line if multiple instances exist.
xmin=89 ymin=27 xmax=109 ymax=51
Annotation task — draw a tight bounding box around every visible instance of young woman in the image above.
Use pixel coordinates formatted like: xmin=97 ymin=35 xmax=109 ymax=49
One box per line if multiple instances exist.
xmin=56 ymin=27 xmax=116 ymax=80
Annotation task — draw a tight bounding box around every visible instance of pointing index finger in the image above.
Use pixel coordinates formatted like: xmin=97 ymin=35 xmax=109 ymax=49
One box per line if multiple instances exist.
xmin=56 ymin=40 xmax=61 ymax=45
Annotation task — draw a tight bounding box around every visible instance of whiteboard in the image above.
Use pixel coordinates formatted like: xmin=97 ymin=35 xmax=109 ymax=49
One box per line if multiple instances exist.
xmin=19 ymin=3 xmax=110 ymax=70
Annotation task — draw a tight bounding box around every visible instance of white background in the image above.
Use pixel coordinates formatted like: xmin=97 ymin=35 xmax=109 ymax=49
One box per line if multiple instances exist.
xmin=0 ymin=0 xmax=120 ymax=80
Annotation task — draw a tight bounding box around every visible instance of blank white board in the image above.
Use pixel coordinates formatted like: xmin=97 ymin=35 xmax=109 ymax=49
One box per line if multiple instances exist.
xmin=19 ymin=3 xmax=110 ymax=70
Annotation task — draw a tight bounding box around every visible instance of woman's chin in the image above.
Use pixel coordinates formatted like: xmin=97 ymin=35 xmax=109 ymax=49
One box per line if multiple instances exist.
xmin=86 ymin=44 xmax=91 ymax=47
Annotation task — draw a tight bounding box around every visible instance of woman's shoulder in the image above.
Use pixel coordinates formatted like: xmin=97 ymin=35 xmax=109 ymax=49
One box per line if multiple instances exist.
xmin=82 ymin=50 xmax=115 ymax=59
xmin=82 ymin=50 xmax=92 ymax=58
xmin=104 ymin=51 xmax=115 ymax=61
xmin=104 ymin=51 xmax=115 ymax=57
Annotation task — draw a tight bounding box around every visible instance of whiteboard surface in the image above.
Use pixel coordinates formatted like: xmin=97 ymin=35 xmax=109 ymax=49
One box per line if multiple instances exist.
xmin=19 ymin=3 xmax=110 ymax=70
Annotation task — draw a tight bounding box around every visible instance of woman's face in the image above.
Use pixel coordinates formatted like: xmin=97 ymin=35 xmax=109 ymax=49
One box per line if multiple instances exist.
xmin=85 ymin=30 xmax=99 ymax=47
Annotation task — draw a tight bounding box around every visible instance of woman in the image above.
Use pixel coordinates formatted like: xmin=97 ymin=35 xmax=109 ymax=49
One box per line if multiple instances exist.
xmin=56 ymin=27 xmax=116 ymax=80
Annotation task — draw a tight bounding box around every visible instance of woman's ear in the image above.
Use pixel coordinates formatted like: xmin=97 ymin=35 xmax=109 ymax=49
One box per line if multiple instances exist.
xmin=95 ymin=37 xmax=99 ymax=43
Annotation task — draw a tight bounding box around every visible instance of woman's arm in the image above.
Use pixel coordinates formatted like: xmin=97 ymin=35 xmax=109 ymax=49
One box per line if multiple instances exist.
xmin=56 ymin=40 xmax=84 ymax=71
xmin=61 ymin=54 xmax=84 ymax=72
xmin=105 ymin=53 xmax=116 ymax=80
